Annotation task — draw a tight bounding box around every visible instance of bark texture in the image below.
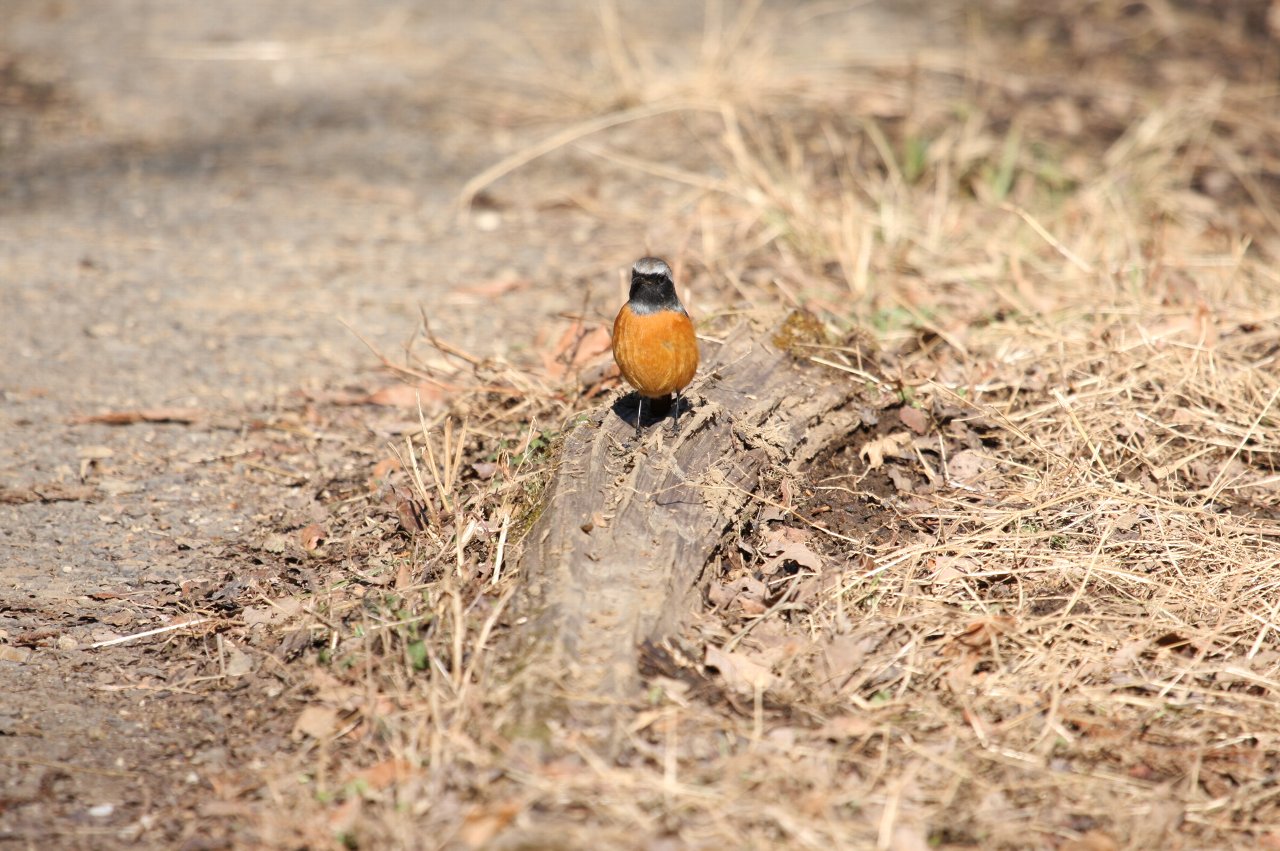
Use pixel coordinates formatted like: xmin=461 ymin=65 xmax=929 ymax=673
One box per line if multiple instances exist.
xmin=518 ymin=320 xmax=865 ymax=697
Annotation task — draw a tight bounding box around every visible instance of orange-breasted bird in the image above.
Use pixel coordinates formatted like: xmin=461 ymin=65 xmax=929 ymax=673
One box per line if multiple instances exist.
xmin=612 ymin=257 xmax=699 ymax=440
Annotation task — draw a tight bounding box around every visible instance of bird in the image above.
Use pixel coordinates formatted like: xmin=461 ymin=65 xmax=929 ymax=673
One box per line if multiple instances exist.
xmin=612 ymin=257 xmax=699 ymax=440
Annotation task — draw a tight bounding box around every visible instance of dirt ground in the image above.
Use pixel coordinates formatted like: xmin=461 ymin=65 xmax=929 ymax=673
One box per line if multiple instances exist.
xmin=4 ymin=1 xmax=1280 ymax=849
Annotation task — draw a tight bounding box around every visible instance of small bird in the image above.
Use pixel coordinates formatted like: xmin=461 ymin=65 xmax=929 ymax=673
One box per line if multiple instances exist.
xmin=612 ymin=257 xmax=699 ymax=440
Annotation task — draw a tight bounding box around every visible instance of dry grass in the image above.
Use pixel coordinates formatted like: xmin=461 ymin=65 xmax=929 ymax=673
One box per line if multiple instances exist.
xmin=240 ymin=2 xmax=1280 ymax=848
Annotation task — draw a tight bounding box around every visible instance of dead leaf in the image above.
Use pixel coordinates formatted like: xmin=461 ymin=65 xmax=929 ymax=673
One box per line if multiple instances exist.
xmin=953 ymin=616 xmax=1016 ymax=650
xmin=822 ymin=634 xmax=879 ymax=677
xmin=1113 ymin=510 xmax=1141 ymax=531
xmin=0 ymin=484 xmax=96 ymax=505
xmin=458 ymin=801 xmax=522 ymax=849
xmin=222 ymin=640 xmax=255 ymax=677
xmin=898 ymin=406 xmax=930 ymax=434
xmin=888 ymin=825 xmax=931 ymax=851
xmin=1154 ymin=631 xmax=1197 ymax=656
xmin=705 ymin=645 xmax=779 ymax=693
xmin=714 ymin=574 xmax=768 ymax=613
xmin=243 ymin=598 xmax=303 ymax=627
xmin=947 ymin=450 xmax=996 ymax=485
xmin=1137 ymin=799 xmax=1183 ymax=838
xmin=859 ymin=431 xmax=912 ymax=469
xmin=261 ymin=533 xmax=289 ymax=554
xmin=542 ymin=322 xmax=613 ymax=382
xmin=1109 ymin=639 xmax=1147 ymax=668
xmin=0 ymin=646 xmax=32 ymax=664
xmin=887 ymin=466 xmax=915 ymax=493
xmin=371 ymin=457 xmax=401 ymax=483
xmin=327 ymin=797 xmax=361 ymax=835
xmin=299 ymin=523 xmax=327 ymax=554
xmin=363 ymin=383 xmax=444 ymax=408
xmin=458 ymin=276 xmax=529 ymax=298
xmin=98 ymin=479 xmax=141 ymax=496
xmin=346 ymin=759 xmax=413 ymax=792
xmin=292 ymin=705 xmax=339 ymax=740
xmin=70 ymin=407 xmax=203 ymax=425
xmin=707 ymin=581 xmax=735 ymax=608
xmin=1061 ymin=831 xmax=1120 ymax=851
xmin=760 ymin=540 xmax=824 ymax=576
xmin=100 ymin=609 xmax=134 ymax=627
xmin=930 ymin=556 xmax=978 ymax=587
xmin=394 ymin=491 xmax=430 ymax=534
xmin=816 ymin=715 xmax=874 ymax=740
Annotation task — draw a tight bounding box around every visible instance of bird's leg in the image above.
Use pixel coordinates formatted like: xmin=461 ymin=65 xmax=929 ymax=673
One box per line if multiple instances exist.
xmin=671 ymin=391 xmax=682 ymax=435
xmin=635 ymin=395 xmax=643 ymax=440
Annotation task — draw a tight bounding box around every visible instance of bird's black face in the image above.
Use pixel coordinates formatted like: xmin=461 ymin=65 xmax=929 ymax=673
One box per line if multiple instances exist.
xmin=628 ymin=257 xmax=683 ymax=315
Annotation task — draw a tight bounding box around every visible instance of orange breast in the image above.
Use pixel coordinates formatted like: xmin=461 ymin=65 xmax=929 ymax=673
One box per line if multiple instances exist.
xmin=612 ymin=304 xmax=699 ymax=398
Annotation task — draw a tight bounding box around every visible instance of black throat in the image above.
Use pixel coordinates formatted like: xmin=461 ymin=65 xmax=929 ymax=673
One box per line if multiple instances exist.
xmin=628 ymin=271 xmax=684 ymax=316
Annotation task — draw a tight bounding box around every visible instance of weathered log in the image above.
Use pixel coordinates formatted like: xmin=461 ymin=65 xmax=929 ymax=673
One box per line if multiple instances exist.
xmin=517 ymin=318 xmax=866 ymax=698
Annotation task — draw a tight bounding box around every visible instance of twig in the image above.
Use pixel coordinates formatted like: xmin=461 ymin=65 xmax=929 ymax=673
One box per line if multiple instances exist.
xmin=88 ymin=617 xmax=212 ymax=649
xmin=456 ymin=99 xmax=717 ymax=211
xmin=1001 ymin=202 xmax=1095 ymax=275
xmin=1200 ymin=384 xmax=1280 ymax=508
xmin=492 ymin=511 xmax=512 ymax=586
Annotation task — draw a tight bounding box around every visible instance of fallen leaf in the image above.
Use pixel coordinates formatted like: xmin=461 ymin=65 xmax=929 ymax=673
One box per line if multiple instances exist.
xmin=715 ymin=574 xmax=768 ymax=612
xmin=347 ymin=759 xmax=413 ymax=792
xmin=298 ymin=523 xmax=327 ymax=554
xmin=859 ymin=431 xmax=912 ymax=469
xmin=371 ymin=457 xmax=401 ymax=482
xmin=542 ymin=322 xmax=613 ymax=382
xmin=705 ymin=645 xmax=779 ymax=693
xmin=930 ymin=556 xmax=979 ymax=587
xmin=888 ymin=825 xmax=931 ymax=851
xmin=0 ymin=646 xmax=32 ymax=664
xmin=292 ymin=705 xmax=339 ymax=740
xmin=100 ymin=609 xmax=134 ymax=627
xmin=393 ymin=490 xmax=430 ymax=534
xmin=223 ymin=640 xmax=255 ymax=677
xmin=759 ymin=540 xmax=824 ymax=575
xmin=1061 ymin=831 xmax=1120 ymax=851
xmin=364 ymin=383 xmax=445 ymax=408
xmin=822 ymin=634 xmax=879 ymax=677
xmin=458 ymin=276 xmax=529 ymax=298
xmin=1154 ymin=631 xmax=1197 ymax=656
xmin=1112 ymin=510 xmax=1141 ymax=531
xmin=707 ymin=581 xmax=736 ymax=608
xmin=261 ymin=533 xmax=289 ymax=554
xmin=98 ymin=479 xmax=142 ymax=496
xmin=327 ymin=797 xmax=361 ymax=835
xmin=953 ymin=616 xmax=1017 ymax=650
xmin=0 ymin=484 xmax=97 ymax=505
xmin=816 ymin=715 xmax=874 ymax=740
xmin=243 ymin=598 xmax=303 ymax=627
xmin=886 ymin=466 xmax=915 ymax=493
xmin=70 ymin=407 xmax=203 ymax=425
xmin=898 ymin=406 xmax=930 ymax=434
xmin=947 ymin=449 xmax=996 ymax=485
xmin=458 ymin=801 xmax=522 ymax=849
xmin=1110 ymin=639 xmax=1147 ymax=668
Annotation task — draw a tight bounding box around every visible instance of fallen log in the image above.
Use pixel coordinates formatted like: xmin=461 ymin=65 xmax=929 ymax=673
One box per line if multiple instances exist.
xmin=517 ymin=316 xmax=871 ymax=698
